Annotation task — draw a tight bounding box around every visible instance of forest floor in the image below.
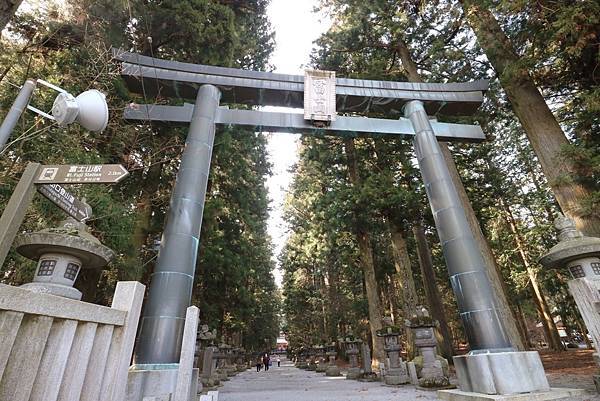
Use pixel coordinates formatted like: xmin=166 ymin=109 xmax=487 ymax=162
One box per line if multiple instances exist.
xmin=217 ymin=351 xmax=599 ymax=401
xmin=541 ymin=349 xmax=599 ymax=393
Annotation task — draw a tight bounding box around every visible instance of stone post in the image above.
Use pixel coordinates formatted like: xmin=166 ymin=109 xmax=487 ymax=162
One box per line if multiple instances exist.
xmin=540 ymin=214 xmax=600 ymax=391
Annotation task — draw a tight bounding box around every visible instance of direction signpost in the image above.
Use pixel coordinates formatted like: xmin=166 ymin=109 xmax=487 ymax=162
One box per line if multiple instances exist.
xmin=37 ymin=184 xmax=92 ymax=222
xmin=0 ymin=162 xmax=129 ymax=268
xmin=34 ymin=164 xmax=129 ymax=184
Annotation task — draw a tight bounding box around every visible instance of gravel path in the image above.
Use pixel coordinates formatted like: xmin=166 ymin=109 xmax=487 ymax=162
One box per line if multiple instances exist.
xmin=217 ymin=358 xmax=600 ymax=401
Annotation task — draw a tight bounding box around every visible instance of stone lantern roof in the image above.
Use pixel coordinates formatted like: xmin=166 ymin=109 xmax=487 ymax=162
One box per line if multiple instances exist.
xmin=539 ymin=214 xmax=600 ymax=269
xmin=14 ymin=217 xmax=114 ymax=269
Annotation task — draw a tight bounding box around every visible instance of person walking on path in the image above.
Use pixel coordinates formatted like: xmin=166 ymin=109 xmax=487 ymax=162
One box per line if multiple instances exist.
xmin=256 ymin=356 xmax=262 ymax=372
xmin=263 ymin=353 xmax=270 ymax=371
xmin=277 ymin=356 xmax=281 ymax=367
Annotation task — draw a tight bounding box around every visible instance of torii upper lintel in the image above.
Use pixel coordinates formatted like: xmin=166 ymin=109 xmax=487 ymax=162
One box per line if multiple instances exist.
xmin=113 ymin=49 xmax=488 ymax=116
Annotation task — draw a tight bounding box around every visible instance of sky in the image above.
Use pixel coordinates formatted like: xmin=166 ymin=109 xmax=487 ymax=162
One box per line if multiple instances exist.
xmin=264 ymin=0 xmax=331 ymax=286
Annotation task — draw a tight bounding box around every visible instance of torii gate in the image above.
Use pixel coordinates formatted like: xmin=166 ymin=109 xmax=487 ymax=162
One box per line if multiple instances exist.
xmin=114 ymin=49 xmax=549 ymax=396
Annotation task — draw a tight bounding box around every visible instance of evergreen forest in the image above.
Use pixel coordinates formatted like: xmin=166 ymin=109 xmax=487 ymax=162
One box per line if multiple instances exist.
xmin=0 ymin=0 xmax=598 ymax=360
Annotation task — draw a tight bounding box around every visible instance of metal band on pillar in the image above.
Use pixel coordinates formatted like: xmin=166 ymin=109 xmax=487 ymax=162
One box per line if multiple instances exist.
xmin=404 ymin=100 xmax=512 ymax=352
xmin=135 ymin=84 xmax=221 ymax=365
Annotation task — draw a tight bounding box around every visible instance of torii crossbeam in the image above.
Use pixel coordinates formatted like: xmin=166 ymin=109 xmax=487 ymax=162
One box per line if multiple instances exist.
xmin=114 ymin=49 xmax=550 ymax=397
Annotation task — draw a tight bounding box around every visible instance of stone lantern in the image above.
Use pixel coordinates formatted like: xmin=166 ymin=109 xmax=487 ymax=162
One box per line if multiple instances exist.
xmin=406 ymin=306 xmax=450 ymax=388
xmin=209 ymin=349 xmax=222 ymax=387
xmin=307 ymin=346 xmax=318 ymax=371
xmin=314 ymin=344 xmax=327 ymax=373
xmin=340 ymin=334 xmax=362 ymax=380
xmin=216 ymin=344 xmax=231 ymax=381
xmin=197 ymin=325 xmax=219 ymax=390
xmin=325 ymin=341 xmax=341 ymax=377
xmin=296 ymin=347 xmax=309 ymax=369
xmin=15 ymin=218 xmax=113 ymax=300
xmin=540 ymin=214 xmax=600 ymax=389
xmin=376 ymin=316 xmax=409 ymax=385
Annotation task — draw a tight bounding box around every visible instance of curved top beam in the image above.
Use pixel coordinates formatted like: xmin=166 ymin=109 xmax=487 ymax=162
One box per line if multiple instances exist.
xmin=113 ymin=48 xmax=488 ymax=116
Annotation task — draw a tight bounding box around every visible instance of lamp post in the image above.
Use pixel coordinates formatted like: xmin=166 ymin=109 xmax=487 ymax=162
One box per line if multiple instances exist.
xmin=0 ymin=79 xmax=108 ymax=153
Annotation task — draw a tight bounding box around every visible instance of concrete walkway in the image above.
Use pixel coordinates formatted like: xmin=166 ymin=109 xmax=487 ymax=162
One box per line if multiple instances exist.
xmin=218 ymin=358 xmax=439 ymax=401
xmin=218 ymin=358 xmax=600 ymax=401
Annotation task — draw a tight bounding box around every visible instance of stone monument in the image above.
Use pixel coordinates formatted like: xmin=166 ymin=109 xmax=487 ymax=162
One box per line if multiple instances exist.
xmin=540 ymin=214 xmax=600 ymax=391
xmin=15 ymin=217 xmax=113 ymax=300
xmin=406 ymin=306 xmax=450 ymax=388
xmin=359 ymin=343 xmax=378 ymax=381
xmin=377 ymin=316 xmax=410 ymax=385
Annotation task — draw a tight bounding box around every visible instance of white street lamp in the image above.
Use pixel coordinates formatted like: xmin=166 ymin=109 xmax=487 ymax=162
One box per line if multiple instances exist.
xmin=0 ymin=79 xmax=109 ymax=152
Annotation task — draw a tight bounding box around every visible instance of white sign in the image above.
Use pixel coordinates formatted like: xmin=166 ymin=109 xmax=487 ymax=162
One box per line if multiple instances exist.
xmin=304 ymin=69 xmax=336 ymax=123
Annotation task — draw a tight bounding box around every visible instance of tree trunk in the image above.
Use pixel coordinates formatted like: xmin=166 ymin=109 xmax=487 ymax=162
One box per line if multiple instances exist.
xmin=0 ymin=0 xmax=24 ymax=32
xmin=344 ymin=138 xmax=386 ymax=365
xmin=515 ymin=303 xmax=532 ymax=349
xmin=412 ymin=223 xmax=455 ymax=359
xmin=356 ymin=230 xmax=386 ymax=365
xmin=133 ymin=162 xmax=164 ymax=283
xmin=460 ymin=0 xmax=600 ymax=238
xmin=388 ymin=221 xmax=418 ymax=359
xmin=389 ymin=222 xmax=419 ymax=315
xmin=503 ymin=202 xmax=563 ymax=351
xmin=396 ymin=35 xmax=526 ymax=350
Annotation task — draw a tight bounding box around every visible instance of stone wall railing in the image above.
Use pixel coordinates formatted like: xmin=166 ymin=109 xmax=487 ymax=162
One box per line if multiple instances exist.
xmin=0 ymin=281 xmax=145 ymax=401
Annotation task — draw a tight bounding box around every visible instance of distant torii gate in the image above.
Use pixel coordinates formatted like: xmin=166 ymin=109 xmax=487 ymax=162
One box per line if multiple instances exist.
xmin=114 ymin=49 xmax=549 ymax=396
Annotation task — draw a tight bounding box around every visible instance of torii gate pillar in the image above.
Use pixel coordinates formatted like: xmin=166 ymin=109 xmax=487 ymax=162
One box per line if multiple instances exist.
xmin=134 ymin=84 xmax=221 ymax=366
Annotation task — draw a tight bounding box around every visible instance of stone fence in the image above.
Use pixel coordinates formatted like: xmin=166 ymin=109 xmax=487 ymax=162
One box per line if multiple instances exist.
xmin=0 ymin=281 xmax=144 ymax=401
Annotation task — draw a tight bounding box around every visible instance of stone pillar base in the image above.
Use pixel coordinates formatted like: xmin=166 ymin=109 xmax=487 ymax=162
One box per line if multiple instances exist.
xmin=325 ymin=365 xmax=341 ymax=376
xmin=126 ymin=368 xmax=177 ymax=401
xmin=346 ymin=367 xmax=361 ymax=380
xmin=384 ymin=373 xmax=410 ymax=385
xmin=454 ymin=351 xmax=549 ymax=395
xmin=438 ymin=387 xmax=588 ymax=401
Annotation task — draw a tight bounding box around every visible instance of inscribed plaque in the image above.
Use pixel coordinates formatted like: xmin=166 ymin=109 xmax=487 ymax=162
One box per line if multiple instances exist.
xmin=304 ymin=69 xmax=336 ymax=122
